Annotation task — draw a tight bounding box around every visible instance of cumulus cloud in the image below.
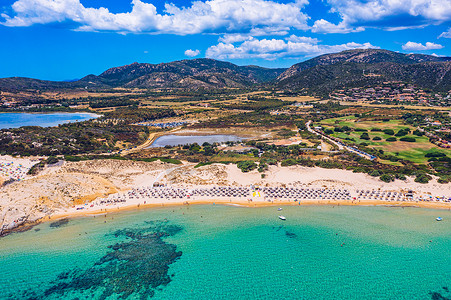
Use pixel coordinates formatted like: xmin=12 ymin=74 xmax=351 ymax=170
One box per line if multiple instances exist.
xmin=312 ymin=19 xmax=364 ymax=34
xmin=206 ymin=36 xmax=378 ymax=60
xmin=285 ymin=34 xmax=319 ymax=44
xmin=402 ymin=41 xmax=444 ymax=51
xmin=319 ymin=0 xmax=451 ymax=33
xmin=184 ymin=49 xmax=200 ymax=57
xmin=1 ymin=0 xmax=309 ymax=35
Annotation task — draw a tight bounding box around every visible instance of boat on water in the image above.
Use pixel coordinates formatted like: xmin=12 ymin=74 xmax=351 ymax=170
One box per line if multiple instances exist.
xmin=279 ymin=215 xmax=286 ymax=221
xmin=278 ymin=208 xmax=283 ymax=211
xmin=436 ymin=217 xmax=443 ymax=221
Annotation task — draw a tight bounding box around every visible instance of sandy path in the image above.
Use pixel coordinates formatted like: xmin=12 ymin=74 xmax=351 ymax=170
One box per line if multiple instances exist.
xmin=121 ymin=126 xmax=182 ymax=156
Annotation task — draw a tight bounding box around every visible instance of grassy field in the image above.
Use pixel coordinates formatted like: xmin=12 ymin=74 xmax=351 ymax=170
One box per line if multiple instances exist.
xmin=318 ymin=117 xmax=451 ymax=164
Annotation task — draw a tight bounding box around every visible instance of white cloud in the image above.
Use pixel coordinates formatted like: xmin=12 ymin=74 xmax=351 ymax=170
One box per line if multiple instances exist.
xmin=285 ymin=34 xmax=319 ymax=44
xmin=321 ymin=0 xmax=451 ymax=32
xmin=219 ymin=34 xmax=253 ymax=44
xmin=206 ymin=37 xmax=378 ymax=60
xmin=184 ymin=49 xmax=200 ymax=57
xmin=439 ymin=28 xmax=451 ymax=38
xmin=1 ymin=0 xmax=309 ymax=35
xmin=402 ymin=41 xmax=444 ymax=51
xmin=311 ymin=19 xmax=364 ymax=34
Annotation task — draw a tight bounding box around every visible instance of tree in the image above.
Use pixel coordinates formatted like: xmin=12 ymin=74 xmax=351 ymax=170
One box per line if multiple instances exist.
xmin=360 ymin=132 xmax=370 ymax=140
xmin=399 ymin=137 xmax=416 ymax=142
xmin=383 ymin=129 xmax=395 ymax=135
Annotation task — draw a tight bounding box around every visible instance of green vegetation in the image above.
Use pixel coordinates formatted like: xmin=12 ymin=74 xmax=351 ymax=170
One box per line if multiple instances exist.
xmin=380 ymin=174 xmax=394 ymax=182
xmin=383 ymin=129 xmax=395 ymax=135
xmin=237 ymin=160 xmax=257 ymax=172
xmin=415 ymin=173 xmax=432 ymax=184
xmin=399 ymin=137 xmax=416 ymax=142
xmin=0 ymin=108 xmax=175 ymax=156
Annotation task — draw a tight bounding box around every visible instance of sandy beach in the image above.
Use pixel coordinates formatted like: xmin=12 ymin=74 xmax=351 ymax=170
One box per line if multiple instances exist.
xmin=1 ymin=157 xmax=450 ymax=235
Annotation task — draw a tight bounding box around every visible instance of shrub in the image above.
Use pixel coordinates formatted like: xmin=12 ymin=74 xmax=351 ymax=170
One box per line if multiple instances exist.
xmin=64 ymin=155 xmax=88 ymax=162
xmin=159 ymin=158 xmax=182 ymax=164
xmin=438 ymin=176 xmax=450 ymax=184
xmin=360 ymin=132 xmax=370 ymax=140
xmin=395 ymin=173 xmax=406 ymax=180
xmin=281 ymin=158 xmax=297 ymax=167
xmin=46 ymin=156 xmax=59 ymax=164
xmin=373 ymin=136 xmax=382 ymax=141
xmin=380 ymin=174 xmax=394 ymax=182
xmin=395 ymin=129 xmax=410 ymax=137
xmin=414 ymin=173 xmax=431 ymax=184
xmin=27 ymin=162 xmax=45 ymax=175
xmin=386 ymin=137 xmax=397 ymax=142
xmin=342 ymin=126 xmax=351 ymax=132
xmin=425 ymin=152 xmax=446 ymax=158
xmin=383 ymin=129 xmax=395 ymax=135
xmin=369 ymin=170 xmax=381 ymax=177
xmin=258 ymin=163 xmax=268 ymax=173
xmin=237 ymin=160 xmax=257 ymax=172
xmin=324 ymin=128 xmax=334 ymax=135
xmin=261 ymin=158 xmax=277 ymax=165
xmin=399 ymin=137 xmax=416 ymax=142
xmin=371 ymin=128 xmax=382 ymax=132
xmin=413 ymin=129 xmax=423 ymax=136
xmin=355 ymin=128 xmax=367 ymax=132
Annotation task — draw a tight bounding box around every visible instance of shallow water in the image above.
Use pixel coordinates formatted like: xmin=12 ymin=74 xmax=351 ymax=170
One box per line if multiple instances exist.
xmin=0 ymin=112 xmax=99 ymax=129
xmin=149 ymin=134 xmax=243 ymax=147
xmin=1 ymin=205 xmax=450 ymax=299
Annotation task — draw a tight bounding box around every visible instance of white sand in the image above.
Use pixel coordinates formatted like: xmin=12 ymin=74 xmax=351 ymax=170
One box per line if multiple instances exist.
xmin=1 ymin=160 xmax=450 ymax=235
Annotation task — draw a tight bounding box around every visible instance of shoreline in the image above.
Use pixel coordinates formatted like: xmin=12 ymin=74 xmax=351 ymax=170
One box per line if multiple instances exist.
xmin=2 ymin=159 xmax=450 ymax=238
xmin=40 ymin=197 xmax=451 ymax=224
xmin=2 ymin=197 xmax=449 ymax=238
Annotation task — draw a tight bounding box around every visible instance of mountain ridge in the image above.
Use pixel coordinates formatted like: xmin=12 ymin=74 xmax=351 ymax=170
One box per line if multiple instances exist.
xmin=1 ymin=50 xmax=451 ymax=93
xmin=276 ymin=49 xmax=451 ymax=93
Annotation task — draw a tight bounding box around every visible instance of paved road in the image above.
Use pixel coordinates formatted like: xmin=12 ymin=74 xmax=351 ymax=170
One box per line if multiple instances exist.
xmin=306 ymin=120 xmax=344 ymax=150
xmin=306 ymin=120 xmax=375 ymax=160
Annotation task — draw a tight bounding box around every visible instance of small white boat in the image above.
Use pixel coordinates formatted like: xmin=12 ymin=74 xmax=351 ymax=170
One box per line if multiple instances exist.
xmin=278 ymin=208 xmax=283 ymax=211
xmin=279 ymin=215 xmax=286 ymax=221
xmin=436 ymin=217 xmax=443 ymax=221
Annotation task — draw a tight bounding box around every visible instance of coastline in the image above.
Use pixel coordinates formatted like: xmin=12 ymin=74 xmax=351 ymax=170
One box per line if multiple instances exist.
xmin=42 ymin=197 xmax=451 ymax=225
xmin=2 ymin=194 xmax=450 ymax=238
xmin=2 ymin=158 xmax=450 ymax=237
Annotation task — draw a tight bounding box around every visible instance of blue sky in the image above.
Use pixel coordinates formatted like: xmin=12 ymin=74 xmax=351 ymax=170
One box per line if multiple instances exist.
xmin=1 ymin=0 xmax=451 ymax=80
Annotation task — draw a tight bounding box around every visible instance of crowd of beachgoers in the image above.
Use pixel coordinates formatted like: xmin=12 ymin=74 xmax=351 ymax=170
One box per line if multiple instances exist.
xmin=0 ymin=157 xmax=34 ymax=181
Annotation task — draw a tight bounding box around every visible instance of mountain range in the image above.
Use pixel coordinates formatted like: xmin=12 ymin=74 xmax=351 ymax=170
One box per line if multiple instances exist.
xmin=277 ymin=49 xmax=451 ymax=93
xmin=1 ymin=49 xmax=451 ymax=93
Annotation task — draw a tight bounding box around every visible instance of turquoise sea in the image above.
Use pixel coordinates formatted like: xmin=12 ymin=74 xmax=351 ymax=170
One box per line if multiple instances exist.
xmin=0 ymin=112 xmax=100 ymax=129
xmin=1 ymin=205 xmax=450 ymax=299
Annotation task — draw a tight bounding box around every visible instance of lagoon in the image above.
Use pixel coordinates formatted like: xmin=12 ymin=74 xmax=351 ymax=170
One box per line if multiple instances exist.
xmin=1 ymin=205 xmax=450 ymax=299
xmin=149 ymin=134 xmax=244 ymax=147
xmin=0 ymin=112 xmax=100 ymax=129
